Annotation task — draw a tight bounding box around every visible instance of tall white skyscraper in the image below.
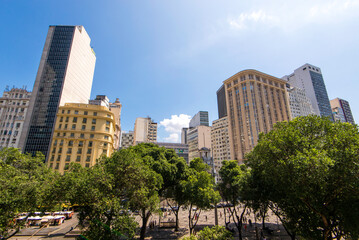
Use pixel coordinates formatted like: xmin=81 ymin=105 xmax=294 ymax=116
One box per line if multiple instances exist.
xmin=286 ymin=85 xmax=315 ymax=118
xmin=283 ymin=64 xmax=332 ymax=120
xmin=19 ymin=26 xmax=96 ymax=159
xmin=133 ymin=117 xmax=157 ymax=144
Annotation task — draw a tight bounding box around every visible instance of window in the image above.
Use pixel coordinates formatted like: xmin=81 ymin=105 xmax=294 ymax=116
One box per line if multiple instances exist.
xmin=68 ymin=140 xmax=73 ymax=146
xmin=91 ymin=126 xmax=95 ymax=131
xmin=105 ymin=127 xmax=109 ymax=132
xmin=107 ymin=114 xmax=111 ymax=118
xmin=60 ymin=140 xmax=64 ymax=146
xmin=86 ymin=156 xmax=91 ymax=162
xmin=77 ymin=148 xmax=82 ymax=154
xmin=58 ymin=148 xmax=62 ymax=153
xmin=70 ymin=133 xmax=75 ymax=137
xmin=76 ymin=156 xmax=81 ymax=162
xmin=72 ymin=124 xmax=76 ymax=129
xmin=82 ymin=125 xmax=86 ymax=130
xmin=75 ymin=110 xmax=79 ymax=115
xmin=106 ymin=121 xmax=110 ymax=125
xmin=80 ymin=133 xmax=84 ymax=138
xmin=60 ymin=117 xmax=63 ymax=122
xmin=67 ymin=110 xmax=70 ymax=114
xmin=66 ymin=155 xmax=71 ymax=161
xmin=64 ymin=124 xmax=68 ymax=129
xmin=55 ymin=163 xmax=59 ymax=169
xmin=87 ymin=149 xmax=92 ymax=154
xmin=88 ymin=141 xmax=93 ymax=147
xmin=65 ymin=117 xmax=69 ymax=122
xmin=59 ymin=124 xmax=62 ymax=129
xmin=52 ymin=147 xmax=56 ymax=153
xmin=93 ymin=112 xmax=97 ymax=116
xmin=84 ymin=111 xmax=88 ymax=115
xmin=85 ymin=163 xmax=90 ymax=168
xmin=73 ymin=117 xmax=77 ymax=123
xmin=82 ymin=118 xmax=87 ymax=123
xmin=67 ymin=148 xmax=72 ymax=154
xmin=90 ymin=134 xmax=94 ymax=138
xmin=79 ymin=141 xmax=83 ymax=147
xmin=62 ymin=110 xmax=65 ymax=114
xmin=103 ymin=150 xmax=107 ymax=155
xmin=92 ymin=119 xmax=96 ymax=124
xmin=104 ymin=136 xmax=109 ymax=140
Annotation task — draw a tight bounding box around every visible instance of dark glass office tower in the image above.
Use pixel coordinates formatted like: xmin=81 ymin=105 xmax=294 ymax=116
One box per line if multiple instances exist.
xmin=19 ymin=26 xmax=96 ymax=159
xmin=216 ymin=84 xmax=227 ymax=119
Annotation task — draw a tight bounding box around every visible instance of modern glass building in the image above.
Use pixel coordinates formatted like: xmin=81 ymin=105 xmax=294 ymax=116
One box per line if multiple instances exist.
xmin=189 ymin=111 xmax=209 ymax=128
xmin=283 ymin=64 xmax=333 ymax=120
xmin=19 ymin=26 xmax=96 ymax=160
xmin=330 ymin=98 xmax=355 ymax=124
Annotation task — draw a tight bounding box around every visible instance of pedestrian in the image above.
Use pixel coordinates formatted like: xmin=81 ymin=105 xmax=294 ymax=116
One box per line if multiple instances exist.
xmin=205 ymin=215 xmax=207 ymax=221
xmin=244 ymin=224 xmax=247 ymax=231
xmin=248 ymin=219 xmax=252 ymax=227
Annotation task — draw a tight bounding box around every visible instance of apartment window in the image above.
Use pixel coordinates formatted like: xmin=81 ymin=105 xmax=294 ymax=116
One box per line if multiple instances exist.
xmin=59 ymin=124 xmax=62 ymax=129
xmin=82 ymin=118 xmax=87 ymax=123
xmin=85 ymin=163 xmax=90 ymax=168
xmin=80 ymin=133 xmax=84 ymax=138
xmin=92 ymin=119 xmax=96 ymax=124
xmin=77 ymin=148 xmax=82 ymax=154
xmin=106 ymin=121 xmax=110 ymax=125
xmin=65 ymin=117 xmax=69 ymax=122
xmin=67 ymin=148 xmax=72 ymax=154
xmin=86 ymin=156 xmax=91 ymax=162
xmin=67 ymin=110 xmax=70 ymax=114
xmin=76 ymin=156 xmax=81 ymax=162
xmin=72 ymin=124 xmax=76 ymax=129
xmin=103 ymin=150 xmax=107 ymax=155
xmin=104 ymin=136 xmax=109 ymax=140
xmin=64 ymin=124 xmax=68 ymax=129
xmin=75 ymin=110 xmax=79 ymax=115
xmin=52 ymin=147 xmax=56 ymax=153
xmin=78 ymin=141 xmax=84 ymax=147
xmin=58 ymin=148 xmax=62 ymax=153
xmin=73 ymin=117 xmax=77 ymax=123
xmin=55 ymin=163 xmax=59 ymax=170
xmin=93 ymin=112 xmax=97 ymax=116
xmin=68 ymin=140 xmax=73 ymax=146
xmin=84 ymin=111 xmax=88 ymax=115
xmin=87 ymin=149 xmax=92 ymax=154
xmin=91 ymin=126 xmax=95 ymax=131
xmin=60 ymin=117 xmax=63 ymax=122
xmin=107 ymin=114 xmax=111 ymax=118
xmin=70 ymin=133 xmax=75 ymax=137
xmin=90 ymin=134 xmax=94 ymax=139
xmin=82 ymin=125 xmax=86 ymax=130
xmin=105 ymin=127 xmax=109 ymax=132
xmin=66 ymin=155 xmax=71 ymax=161
xmin=57 ymin=155 xmax=61 ymax=161
xmin=88 ymin=141 xmax=93 ymax=147
xmin=60 ymin=140 xmax=64 ymax=146
xmin=62 ymin=110 xmax=65 ymax=114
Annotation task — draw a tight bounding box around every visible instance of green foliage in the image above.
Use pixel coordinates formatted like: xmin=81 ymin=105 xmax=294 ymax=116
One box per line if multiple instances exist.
xmin=182 ymin=226 xmax=232 ymax=240
xmin=246 ymin=115 xmax=359 ymax=239
xmin=0 ymin=148 xmax=60 ymax=238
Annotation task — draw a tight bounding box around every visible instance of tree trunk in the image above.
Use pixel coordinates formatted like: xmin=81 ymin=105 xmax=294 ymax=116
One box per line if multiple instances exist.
xmin=189 ymin=204 xmax=193 ymax=235
xmin=175 ymin=207 xmax=179 ymax=231
xmin=139 ymin=208 xmax=150 ymax=240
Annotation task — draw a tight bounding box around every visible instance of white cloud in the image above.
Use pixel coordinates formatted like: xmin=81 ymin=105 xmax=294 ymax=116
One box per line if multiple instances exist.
xmin=228 ymin=10 xmax=278 ymax=30
xmin=159 ymin=114 xmax=191 ymax=143
xmin=227 ymin=0 xmax=359 ymax=32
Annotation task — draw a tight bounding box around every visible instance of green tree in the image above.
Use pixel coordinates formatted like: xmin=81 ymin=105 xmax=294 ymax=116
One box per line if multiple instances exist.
xmin=182 ymin=226 xmax=232 ymax=240
xmin=182 ymin=158 xmax=220 ymax=235
xmin=0 ymin=148 xmax=59 ymax=239
xmin=218 ymin=160 xmax=250 ymax=240
xmin=246 ymin=115 xmax=359 ymax=240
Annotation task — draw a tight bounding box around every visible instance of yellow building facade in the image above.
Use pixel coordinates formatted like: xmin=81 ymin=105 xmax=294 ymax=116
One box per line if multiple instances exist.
xmin=48 ymin=103 xmax=116 ymax=173
xmin=224 ymin=70 xmax=291 ymax=163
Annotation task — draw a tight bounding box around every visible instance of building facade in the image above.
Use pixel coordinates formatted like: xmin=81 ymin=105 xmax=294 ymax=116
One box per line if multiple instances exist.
xmin=0 ymin=88 xmax=31 ymax=149
xmin=211 ymin=117 xmax=231 ymax=181
xmin=287 ymin=85 xmax=315 ymax=118
xmin=217 ymin=85 xmax=227 ymax=119
xmin=283 ymin=64 xmax=332 ymax=120
xmin=120 ymin=131 xmax=134 ymax=149
xmin=224 ymin=69 xmax=291 ymax=162
xmin=19 ymin=25 xmax=96 ymax=160
xmin=89 ymin=95 xmax=122 ymax=149
xmin=47 ymin=103 xmax=115 ymax=173
xmin=187 ymin=125 xmax=211 ymax=161
xmin=156 ymin=142 xmax=189 ymax=163
xmin=181 ymin=127 xmax=188 ymax=144
xmin=133 ymin=117 xmax=157 ymax=144
xmin=330 ymin=98 xmax=355 ymax=124
xmin=189 ymin=111 xmax=209 ymax=128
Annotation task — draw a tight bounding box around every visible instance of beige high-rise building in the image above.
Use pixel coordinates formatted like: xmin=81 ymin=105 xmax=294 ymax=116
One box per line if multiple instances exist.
xmin=48 ymin=103 xmax=116 ymax=173
xmin=211 ymin=117 xmax=231 ymax=180
xmin=0 ymin=88 xmax=31 ymax=149
xmin=120 ymin=131 xmax=134 ymax=149
xmin=224 ymin=69 xmax=291 ymax=162
xmin=19 ymin=26 xmax=96 ymax=160
xmin=187 ymin=125 xmax=211 ymax=161
xmin=133 ymin=117 xmax=157 ymax=144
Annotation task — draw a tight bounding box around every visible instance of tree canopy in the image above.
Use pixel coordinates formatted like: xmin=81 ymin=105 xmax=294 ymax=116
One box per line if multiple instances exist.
xmin=246 ymin=115 xmax=359 ymax=240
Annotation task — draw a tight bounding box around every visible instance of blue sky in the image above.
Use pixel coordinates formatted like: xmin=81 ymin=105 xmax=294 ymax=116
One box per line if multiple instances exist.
xmin=1 ymin=0 xmax=359 ymax=142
